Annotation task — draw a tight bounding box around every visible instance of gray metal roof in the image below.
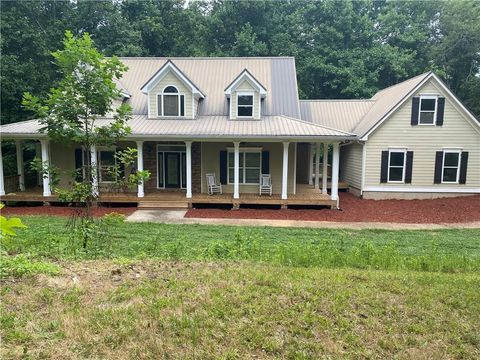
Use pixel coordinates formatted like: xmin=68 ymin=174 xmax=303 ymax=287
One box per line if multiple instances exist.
xmin=0 ymin=115 xmax=355 ymax=140
xmin=300 ymin=100 xmax=374 ymax=133
xmin=118 ymin=57 xmax=301 ymax=118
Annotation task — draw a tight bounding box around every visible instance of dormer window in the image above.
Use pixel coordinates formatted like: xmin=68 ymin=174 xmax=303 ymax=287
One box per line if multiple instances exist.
xmin=157 ymin=85 xmax=185 ymax=117
xmin=418 ymin=96 xmax=437 ymax=125
xmin=237 ymin=92 xmax=254 ymax=118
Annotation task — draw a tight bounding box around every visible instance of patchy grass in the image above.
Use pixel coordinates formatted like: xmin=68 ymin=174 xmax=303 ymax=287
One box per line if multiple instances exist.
xmin=1 ymin=261 xmax=479 ymax=359
xmin=3 ymin=216 xmax=480 ymax=272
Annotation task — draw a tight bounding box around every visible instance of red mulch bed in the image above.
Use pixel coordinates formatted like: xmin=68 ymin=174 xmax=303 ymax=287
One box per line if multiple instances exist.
xmin=1 ymin=205 xmax=136 ymax=218
xmin=185 ymin=193 xmax=480 ymax=223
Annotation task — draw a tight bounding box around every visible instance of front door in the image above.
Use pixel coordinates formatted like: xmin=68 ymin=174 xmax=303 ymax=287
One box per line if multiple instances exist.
xmin=164 ymin=152 xmax=181 ymax=188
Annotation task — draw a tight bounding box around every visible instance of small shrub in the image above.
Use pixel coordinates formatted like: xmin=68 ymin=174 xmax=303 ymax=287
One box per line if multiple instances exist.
xmin=0 ymin=253 xmax=60 ymax=278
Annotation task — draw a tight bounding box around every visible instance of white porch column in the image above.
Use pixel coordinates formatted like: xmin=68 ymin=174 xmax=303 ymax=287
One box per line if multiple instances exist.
xmin=331 ymin=142 xmax=340 ymax=205
xmin=281 ymin=142 xmax=289 ymax=200
xmin=40 ymin=139 xmax=51 ymax=197
xmin=15 ymin=140 xmax=25 ymax=191
xmin=308 ymin=144 xmax=314 ymax=185
xmin=185 ymin=141 xmax=192 ymax=199
xmin=136 ymin=141 xmax=145 ymax=198
xmin=322 ymin=143 xmax=329 ymax=194
xmin=314 ymin=142 xmax=320 ymax=189
xmin=90 ymin=145 xmax=99 ymax=197
xmin=233 ymin=141 xmax=240 ymax=199
xmin=0 ymin=142 xmax=5 ymax=196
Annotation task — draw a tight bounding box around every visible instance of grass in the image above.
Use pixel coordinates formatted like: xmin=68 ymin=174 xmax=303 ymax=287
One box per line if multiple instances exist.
xmin=1 ymin=215 xmax=480 ymax=358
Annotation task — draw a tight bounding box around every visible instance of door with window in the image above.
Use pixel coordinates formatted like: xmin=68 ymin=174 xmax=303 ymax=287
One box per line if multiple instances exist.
xmin=157 ymin=146 xmax=187 ymax=189
xmin=164 ymin=152 xmax=181 ymax=188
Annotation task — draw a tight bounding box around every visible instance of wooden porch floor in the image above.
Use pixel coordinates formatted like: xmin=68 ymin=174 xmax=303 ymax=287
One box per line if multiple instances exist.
xmin=1 ymin=184 xmax=337 ymax=208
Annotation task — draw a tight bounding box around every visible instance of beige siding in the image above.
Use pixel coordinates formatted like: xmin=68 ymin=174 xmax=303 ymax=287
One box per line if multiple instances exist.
xmin=364 ymin=78 xmax=480 ymax=192
xmin=230 ymin=79 xmax=261 ymax=119
xmin=50 ymin=142 xmax=76 ymax=189
xmin=148 ymin=71 xmax=194 ymax=119
xmin=201 ymin=142 xmax=295 ymax=194
xmin=340 ymin=142 xmax=363 ymax=190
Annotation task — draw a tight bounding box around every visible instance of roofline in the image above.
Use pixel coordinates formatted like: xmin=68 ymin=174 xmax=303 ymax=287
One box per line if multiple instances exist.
xmin=359 ymin=71 xmax=433 ymax=140
xmin=299 ymin=99 xmax=375 ymax=103
xmin=224 ymin=68 xmax=267 ymax=95
xmin=279 ymin=114 xmax=357 ymax=136
xmin=119 ymin=56 xmax=296 ymax=60
xmin=140 ymin=59 xmax=206 ymax=97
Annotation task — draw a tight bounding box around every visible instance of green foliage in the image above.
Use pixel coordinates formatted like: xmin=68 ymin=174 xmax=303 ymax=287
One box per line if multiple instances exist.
xmin=28 ymin=157 xmax=60 ymax=192
xmin=0 ymin=253 xmax=59 ymax=278
xmin=0 ymin=204 xmax=27 ymax=237
xmin=108 ymin=148 xmax=151 ymax=193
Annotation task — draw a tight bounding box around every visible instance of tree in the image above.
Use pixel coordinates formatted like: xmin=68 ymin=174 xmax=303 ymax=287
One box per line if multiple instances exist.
xmin=22 ymin=31 xmax=147 ymax=248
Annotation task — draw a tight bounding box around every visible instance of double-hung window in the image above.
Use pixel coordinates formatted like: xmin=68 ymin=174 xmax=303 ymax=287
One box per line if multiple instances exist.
xmin=227 ymin=150 xmax=261 ymax=184
xmin=98 ymin=149 xmax=116 ymax=183
xmin=388 ymin=150 xmax=406 ymax=183
xmin=442 ymin=150 xmax=461 ymax=183
xmin=418 ymin=96 xmax=437 ymax=125
xmin=237 ymin=92 xmax=254 ymax=117
xmin=157 ymin=85 xmax=185 ymax=117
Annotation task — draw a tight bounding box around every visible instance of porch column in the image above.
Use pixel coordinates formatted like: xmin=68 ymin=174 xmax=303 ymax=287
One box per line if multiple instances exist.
xmin=281 ymin=142 xmax=289 ymax=200
xmin=308 ymin=143 xmax=314 ymax=185
xmin=90 ymin=145 xmax=99 ymax=197
xmin=0 ymin=142 xmax=5 ymax=196
xmin=185 ymin=141 xmax=192 ymax=199
xmin=15 ymin=140 xmax=25 ymax=191
xmin=40 ymin=139 xmax=51 ymax=197
xmin=233 ymin=141 xmax=240 ymax=199
xmin=136 ymin=141 xmax=145 ymax=198
xmin=322 ymin=143 xmax=329 ymax=194
xmin=331 ymin=142 xmax=340 ymax=205
xmin=314 ymin=142 xmax=320 ymax=189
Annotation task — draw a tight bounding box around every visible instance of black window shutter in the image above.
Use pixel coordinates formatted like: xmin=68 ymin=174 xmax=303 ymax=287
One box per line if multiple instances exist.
xmin=261 ymin=151 xmax=269 ymax=174
xmin=411 ymin=97 xmax=420 ymax=125
xmin=434 ymin=151 xmax=444 ymax=184
xmin=405 ymin=151 xmax=414 ymax=183
xmin=380 ymin=151 xmax=389 ymax=183
xmin=219 ymin=150 xmax=227 ymax=185
xmin=180 ymin=95 xmax=185 ymax=116
xmin=74 ymin=149 xmax=83 ymax=181
xmin=459 ymin=152 xmax=469 ymax=184
xmin=157 ymin=95 xmax=162 ymax=116
xmin=436 ymin=97 xmax=445 ymax=126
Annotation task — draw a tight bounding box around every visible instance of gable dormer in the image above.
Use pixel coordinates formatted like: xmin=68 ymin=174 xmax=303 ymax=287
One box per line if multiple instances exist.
xmin=141 ymin=60 xmax=205 ymax=119
xmin=225 ymin=69 xmax=267 ymax=120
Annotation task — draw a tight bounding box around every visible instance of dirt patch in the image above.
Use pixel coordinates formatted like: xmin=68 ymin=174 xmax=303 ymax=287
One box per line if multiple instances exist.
xmin=2 ymin=205 xmax=136 ymax=218
xmin=186 ymin=193 xmax=480 ymax=223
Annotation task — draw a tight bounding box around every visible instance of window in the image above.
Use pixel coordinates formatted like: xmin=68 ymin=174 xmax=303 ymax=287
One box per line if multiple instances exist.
xmin=157 ymin=85 xmax=185 ymax=117
xmin=227 ymin=150 xmax=261 ymax=184
xmin=418 ymin=96 xmax=437 ymax=125
xmin=237 ymin=93 xmax=254 ymax=117
xmin=98 ymin=150 xmax=116 ymax=182
xmin=388 ymin=150 xmax=406 ymax=182
xmin=442 ymin=150 xmax=460 ymax=183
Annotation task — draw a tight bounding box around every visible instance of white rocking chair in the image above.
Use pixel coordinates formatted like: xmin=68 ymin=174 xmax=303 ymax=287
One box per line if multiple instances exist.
xmin=259 ymin=174 xmax=272 ymax=196
xmin=206 ymin=173 xmax=222 ymax=195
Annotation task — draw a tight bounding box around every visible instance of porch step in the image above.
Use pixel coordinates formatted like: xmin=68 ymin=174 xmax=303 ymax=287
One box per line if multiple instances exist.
xmin=138 ymin=200 xmax=189 ymax=210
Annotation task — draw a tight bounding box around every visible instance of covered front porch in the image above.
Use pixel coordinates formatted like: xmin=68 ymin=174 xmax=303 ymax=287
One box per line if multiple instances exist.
xmin=0 ymin=138 xmax=345 ymax=209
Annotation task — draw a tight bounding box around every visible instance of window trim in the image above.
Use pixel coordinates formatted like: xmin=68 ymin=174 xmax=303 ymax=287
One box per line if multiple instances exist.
xmin=236 ymin=91 xmax=254 ymax=119
xmin=157 ymin=85 xmax=185 ymax=118
xmin=156 ymin=144 xmax=187 ymax=189
xmin=418 ymin=95 xmax=438 ymax=126
xmin=227 ymin=148 xmax=262 ymax=185
xmin=387 ymin=149 xmax=407 ymax=183
xmin=441 ymin=149 xmax=461 ymax=184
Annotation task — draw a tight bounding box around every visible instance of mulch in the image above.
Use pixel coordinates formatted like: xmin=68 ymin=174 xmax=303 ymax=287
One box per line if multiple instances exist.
xmin=185 ymin=193 xmax=480 ymax=224
xmin=1 ymin=205 xmax=136 ymax=218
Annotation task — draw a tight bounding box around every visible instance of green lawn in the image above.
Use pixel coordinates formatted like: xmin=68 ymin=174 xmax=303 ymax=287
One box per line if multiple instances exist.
xmin=1 ymin=216 xmax=480 ymax=359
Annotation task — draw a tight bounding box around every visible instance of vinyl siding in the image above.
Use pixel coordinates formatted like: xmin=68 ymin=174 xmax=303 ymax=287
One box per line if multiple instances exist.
xmin=148 ymin=71 xmax=194 ymax=119
xmin=230 ymin=79 xmax=261 ymax=119
xmin=364 ymin=78 xmax=480 ymax=191
xmin=340 ymin=142 xmax=363 ymax=190
xmin=201 ymin=142 xmax=295 ymax=194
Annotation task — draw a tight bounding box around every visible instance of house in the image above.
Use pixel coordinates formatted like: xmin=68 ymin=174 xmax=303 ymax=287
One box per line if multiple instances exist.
xmin=0 ymin=57 xmax=479 ymax=209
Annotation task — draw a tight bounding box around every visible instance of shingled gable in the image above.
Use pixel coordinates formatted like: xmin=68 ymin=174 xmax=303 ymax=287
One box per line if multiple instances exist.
xmin=140 ymin=59 xmax=205 ymax=98
xmin=224 ymin=68 xmax=267 ymax=97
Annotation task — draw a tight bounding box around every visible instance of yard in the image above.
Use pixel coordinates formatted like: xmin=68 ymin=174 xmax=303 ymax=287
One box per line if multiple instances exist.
xmin=1 ymin=215 xmax=480 ymax=359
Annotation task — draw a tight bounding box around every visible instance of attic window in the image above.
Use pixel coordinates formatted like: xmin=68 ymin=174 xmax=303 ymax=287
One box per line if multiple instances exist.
xmin=158 ymin=85 xmax=185 ymax=117
xmin=237 ymin=92 xmax=253 ymax=117
xmin=418 ymin=96 xmax=437 ymax=125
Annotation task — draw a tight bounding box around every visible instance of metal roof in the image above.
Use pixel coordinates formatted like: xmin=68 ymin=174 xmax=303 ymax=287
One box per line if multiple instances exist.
xmin=0 ymin=115 xmax=355 ymax=140
xmin=300 ymin=100 xmax=374 ymax=133
xmin=118 ymin=57 xmax=301 ymax=118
